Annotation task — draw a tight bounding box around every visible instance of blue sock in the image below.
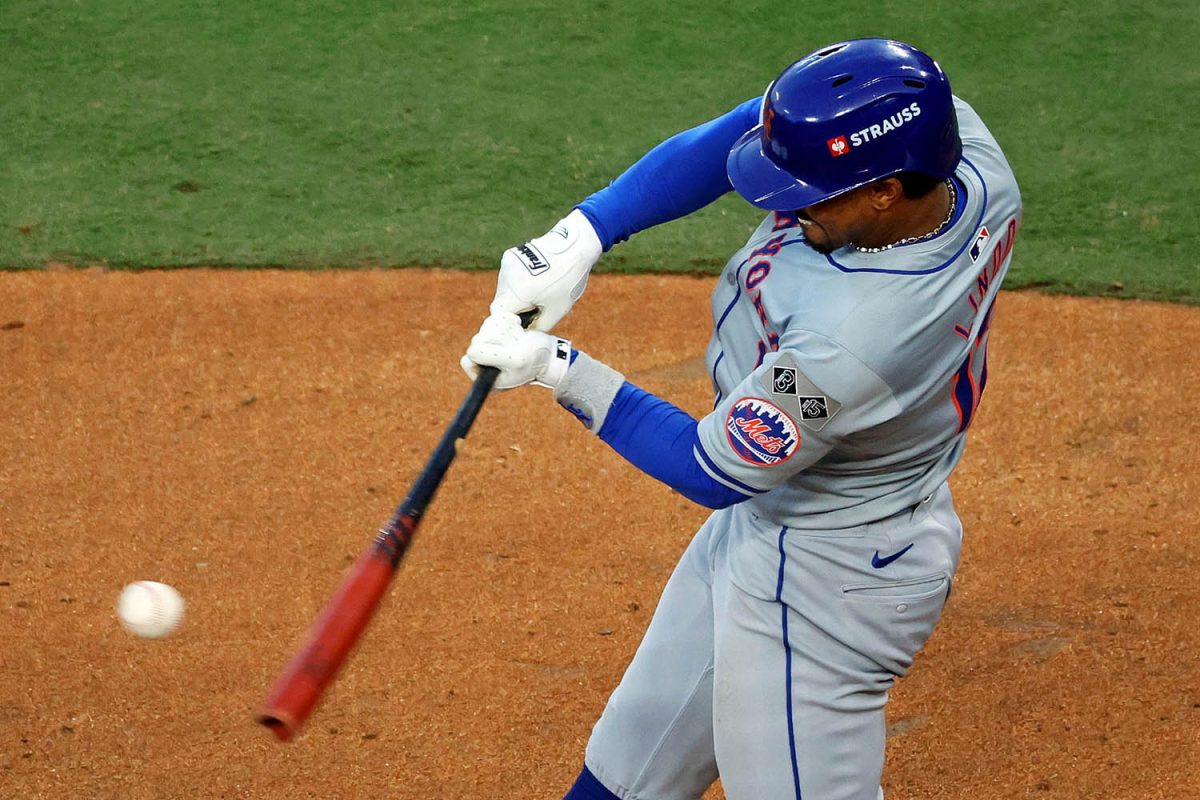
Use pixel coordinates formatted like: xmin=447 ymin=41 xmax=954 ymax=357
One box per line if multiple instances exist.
xmin=563 ymin=765 xmax=620 ymax=800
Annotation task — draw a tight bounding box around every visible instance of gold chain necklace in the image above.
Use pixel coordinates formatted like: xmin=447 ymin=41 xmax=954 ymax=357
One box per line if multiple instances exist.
xmin=852 ymin=179 xmax=957 ymax=254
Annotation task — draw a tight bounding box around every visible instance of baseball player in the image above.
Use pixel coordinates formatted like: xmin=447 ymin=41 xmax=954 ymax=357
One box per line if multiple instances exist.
xmin=462 ymin=38 xmax=1021 ymax=800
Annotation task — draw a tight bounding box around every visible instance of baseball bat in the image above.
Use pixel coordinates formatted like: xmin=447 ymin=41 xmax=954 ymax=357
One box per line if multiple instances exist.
xmin=256 ymin=318 xmax=529 ymax=741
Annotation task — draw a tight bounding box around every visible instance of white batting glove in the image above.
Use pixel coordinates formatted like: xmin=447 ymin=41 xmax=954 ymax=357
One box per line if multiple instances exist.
xmin=491 ymin=209 xmax=603 ymax=333
xmin=460 ymin=313 xmax=572 ymax=391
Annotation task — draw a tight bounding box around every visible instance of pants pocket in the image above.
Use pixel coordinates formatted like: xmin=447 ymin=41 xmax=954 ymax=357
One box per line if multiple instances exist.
xmin=836 ymin=573 xmax=952 ymax=676
xmin=841 ymin=572 xmax=950 ymax=602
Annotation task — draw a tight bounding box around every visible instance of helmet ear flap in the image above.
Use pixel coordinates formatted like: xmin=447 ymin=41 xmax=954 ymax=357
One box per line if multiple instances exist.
xmin=757 ymin=78 xmax=777 ymax=126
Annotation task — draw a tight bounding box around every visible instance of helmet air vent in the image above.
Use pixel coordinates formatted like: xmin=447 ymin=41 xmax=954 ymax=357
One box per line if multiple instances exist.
xmin=903 ymin=79 xmax=926 ymax=88
xmin=831 ymin=74 xmax=854 ymax=87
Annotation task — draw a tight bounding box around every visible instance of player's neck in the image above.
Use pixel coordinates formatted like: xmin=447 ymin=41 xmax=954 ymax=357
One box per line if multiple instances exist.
xmin=856 ymin=180 xmax=955 ymax=251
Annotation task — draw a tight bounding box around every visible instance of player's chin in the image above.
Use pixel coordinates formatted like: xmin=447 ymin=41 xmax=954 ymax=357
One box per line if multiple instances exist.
xmin=801 ymin=233 xmax=837 ymax=255
xmin=798 ymin=219 xmax=840 ymax=255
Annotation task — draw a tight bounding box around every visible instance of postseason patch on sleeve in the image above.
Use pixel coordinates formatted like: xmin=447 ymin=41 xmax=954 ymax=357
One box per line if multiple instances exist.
xmin=724 ymin=397 xmax=800 ymax=466
xmin=757 ymin=352 xmax=842 ymax=432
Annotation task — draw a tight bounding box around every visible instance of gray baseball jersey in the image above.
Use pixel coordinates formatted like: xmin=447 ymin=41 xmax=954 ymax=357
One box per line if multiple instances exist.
xmin=695 ymin=98 xmax=1021 ymax=530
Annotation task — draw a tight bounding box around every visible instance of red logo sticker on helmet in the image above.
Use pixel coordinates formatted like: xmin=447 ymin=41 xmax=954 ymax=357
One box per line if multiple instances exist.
xmin=827 ymin=136 xmax=850 ymax=157
xmin=725 ymin=398 xmax=800 ymax=466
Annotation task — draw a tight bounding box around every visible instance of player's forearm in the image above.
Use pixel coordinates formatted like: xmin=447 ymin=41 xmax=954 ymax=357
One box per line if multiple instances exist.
xmin=554 ymin=352 xmax=750 ymax=509
xmin=576 ymin=96 xmax=762 ymax=250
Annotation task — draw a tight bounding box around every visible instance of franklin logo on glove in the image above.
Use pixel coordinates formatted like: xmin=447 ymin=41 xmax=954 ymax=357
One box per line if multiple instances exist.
xmin=516 ymin=244 xmax=551 ymax=275
xmin=487 ymin=209 xmax=604 ymax=333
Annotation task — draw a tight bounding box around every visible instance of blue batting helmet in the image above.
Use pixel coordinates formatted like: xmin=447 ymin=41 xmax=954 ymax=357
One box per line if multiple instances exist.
xmin=727 ymin=38 xmax=962 ymax=210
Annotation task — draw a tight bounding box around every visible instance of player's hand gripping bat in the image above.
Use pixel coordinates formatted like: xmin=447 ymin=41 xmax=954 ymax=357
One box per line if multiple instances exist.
xmin=256 ymin=312 xmax=533 ymax=741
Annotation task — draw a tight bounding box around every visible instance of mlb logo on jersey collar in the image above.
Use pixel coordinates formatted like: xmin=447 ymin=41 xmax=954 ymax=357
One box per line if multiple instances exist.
xmin=969 ymin=225 xmax=991 ymax=262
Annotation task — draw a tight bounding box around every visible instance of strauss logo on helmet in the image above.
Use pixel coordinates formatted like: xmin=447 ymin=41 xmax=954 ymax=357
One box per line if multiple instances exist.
xmin=848 ymin=101 xmax=923 ymax=147
xmin=823 ymin=101 xmax=923 ymax=160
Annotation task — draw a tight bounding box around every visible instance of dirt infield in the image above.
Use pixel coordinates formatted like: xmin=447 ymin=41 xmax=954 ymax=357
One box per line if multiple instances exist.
xmin=2 ymin=269 xmax=1197 ymax=799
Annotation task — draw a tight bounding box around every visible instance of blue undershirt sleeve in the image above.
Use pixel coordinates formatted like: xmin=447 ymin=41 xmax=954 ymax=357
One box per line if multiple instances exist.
xmin=594 ymin=382 xmax=753 ymax=509
xmin=576 ymin=96 xmax=762 ymax=251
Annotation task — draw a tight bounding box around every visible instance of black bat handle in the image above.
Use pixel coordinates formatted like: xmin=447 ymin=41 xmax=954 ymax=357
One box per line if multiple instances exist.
xmin=382 ymin=308 xmax=536 ymax=555
xmin=393 ymin=364 xmax=499 ymax=527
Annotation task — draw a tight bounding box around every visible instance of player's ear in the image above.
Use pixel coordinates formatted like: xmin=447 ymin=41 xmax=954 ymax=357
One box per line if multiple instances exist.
xmin=867 ymin=178 xmax=905 ymax=211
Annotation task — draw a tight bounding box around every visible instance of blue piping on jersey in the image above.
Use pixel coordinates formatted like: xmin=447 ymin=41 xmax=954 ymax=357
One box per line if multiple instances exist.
xmin=714 ymin=261 xmax=747 ymax=333
xmin=776 ymin=526 xmax=803 ymax=799
xmin=709 ymin=257 xmax=750 ymax=408
xmin=823 ymin=157 xmax=988 ymax=275
xmin=710 ymin=351 xmax=725 ymax=408
xmin=693 ymin=442 xmax=765 ymax=497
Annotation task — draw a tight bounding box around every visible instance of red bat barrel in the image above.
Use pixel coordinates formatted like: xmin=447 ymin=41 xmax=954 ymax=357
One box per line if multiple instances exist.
xmin=256 ymin=362 xmax=499 ymax=741
xmin=256 ymin=518 xmax=414 ymax=741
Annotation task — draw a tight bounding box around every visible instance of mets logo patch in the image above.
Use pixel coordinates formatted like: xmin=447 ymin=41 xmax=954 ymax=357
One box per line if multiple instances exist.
xmin=725 ymin=397 xmax=800 ymax=466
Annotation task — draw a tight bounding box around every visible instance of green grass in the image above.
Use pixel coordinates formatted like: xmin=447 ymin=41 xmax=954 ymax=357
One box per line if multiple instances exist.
xmin=1 ymin=1 xmax=1197 ymax=302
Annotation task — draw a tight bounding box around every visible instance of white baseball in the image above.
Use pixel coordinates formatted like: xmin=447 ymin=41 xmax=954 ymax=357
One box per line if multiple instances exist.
xmin=116 ymin=581 xmax=186 ymax=639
